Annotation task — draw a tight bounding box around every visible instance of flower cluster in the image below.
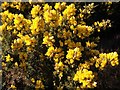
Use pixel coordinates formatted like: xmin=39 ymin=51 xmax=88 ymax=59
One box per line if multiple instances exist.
xmin=63 ymin=3 xmax=76 ymax=19
xmin=79 ymin=3 xmax=95 ymax=20
xmin=66 ymin=47 xmax=82 ymax=64
xmin=76 ymin=25 xmax=94 ymax=39
xmin=73 ymin=69 xmax=96 ymax=88
xmin=1 ymin=2 xmax=118 ymax=89
xmin=95 ymin=52 xmax=119 ymax=70
xmin=31 ymin=5 xmax=41 ymax=18
xmin=1 ymin=2 xmax=31 ymax=11
xmin=94 ymin=19 xmax=111 ymax=32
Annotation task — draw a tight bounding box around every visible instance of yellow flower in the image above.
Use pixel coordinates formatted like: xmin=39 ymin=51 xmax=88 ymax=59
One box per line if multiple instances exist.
xmin=11 ymin=38 xmax=23 ymax=50
xmin=57 ymin=14 xmax=63 ymax=26
xmin=24 ymin=35 xmax=31 ymax=46
xmin=55 ymin=61 xmax=64 ymax=71
xmin=70 ymin=25 xmax=75 ymax=30
xmin=42 ymin=35 xmax=55 ymax=46
xmin=54 ymin=3 xmax=61 ymax=10
xmin=14 ymin=14 xmax=24 ymax=25
xmin=63 ymin=3 xmax=76 ymax=19
xmin=68 ymin=16 xmax=77 ymax=26
xmin=61 ymin=2 xmax=66 ymax=10
xmin=73 ymin=74 xmax=79 ymax=81
xmin=58 ymin=61 xmax=64 ymax=67
xmin=0 ymin=23 xmax=7 ymax=32
xmin=99 ymin=22 xmax=103 ymax=27
xmin=43 ymin=9 xmax=59 ymax=23
xmin=1 ymin=10 xmax=9 ymax=22
xmin=79 ymin=61 xmax=91 ymax=70
xmin=16 ymin=38 xmax=23 ymax=47
xmin=45 ymin=46 xmax=55 ymax=57
xmin=66 ymin=47 xmax=82 ymax=62
xmin=59 ymin=72 xmax=63 ymax=78
xmin=31 ymin=78 xmax=35 ymax=83
xmin=70 ymin=59 xmax=74 ymax=64
xmin=108 ymin=52 xmax=118 ymax=61
xmin=94 ymin=22 xmax=97 ymax=26
xmin=54 ymin=58 xmax=59 ymax=63
xmin=15 ymin=4 xmax=21 ymax=10
xmin=31 ymin=5 xmax=41 ymax=18
xmin=17 ymin=32 xmax=23 ymax=38
xmin=101 ymin=59 xmax=107 ymax=68
xmin=95 ymin=52 xmax=119 ymax=70
xmin=2 ymin=62 xmax=6 ymax=67
xmin=110 ymin=57 xmax=119 ymax=66
xmin=86 ymin=41 xmax=97 ymax=48
xmin=22 ymin=35 xmax=36 ymax=46
xmin=62 ymin=30 xmax=72 ymax=39
xmin=76 ymin=25 xmax=93 ymax=39
xmin=79 ymin=13 xmax=84 ymax=18
xmin=8 ymin=13 xmax=14 ymax=20
xmin=43 ymin=4 xmax=52 ymax=11
xmin=86 ymin=41 xmax=91 ymax=47
xmin=10 ymin=84 xmax=16 ymax=89
xmin=35 ymin=80 xmax=44 ymax=89
xmin=13 ymin=29 xmax=18 ymax=35
xmin=66 ymin=49 xmax=74 ymax=59
xmin=73 ymin=69 xmax=95 ymax=88
xmin=74 ymin=47 xmax=82 ymax=60
xmin=1 ymin=2 xmax=9 ymax=10
xmin=14 ymin=62 xmax=18 ymax=67
xmin=7 ymin=25 xmax=13 ymax=31
xmin=92 ymin=82 xmax=97 ymax=87
xmin=6 ymin=54 xmax=13 ymax=62
xmin=30 ymin=16 xmax=44 ymax=35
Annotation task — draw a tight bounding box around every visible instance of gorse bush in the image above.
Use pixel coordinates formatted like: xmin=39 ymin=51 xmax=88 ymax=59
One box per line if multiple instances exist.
xmin=0 ymin=2 xmax=119 ymax=89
